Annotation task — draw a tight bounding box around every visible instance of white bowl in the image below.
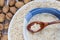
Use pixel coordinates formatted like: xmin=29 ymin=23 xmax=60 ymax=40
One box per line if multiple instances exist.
xmin=8 ymin=0 xmax=59 ymax=40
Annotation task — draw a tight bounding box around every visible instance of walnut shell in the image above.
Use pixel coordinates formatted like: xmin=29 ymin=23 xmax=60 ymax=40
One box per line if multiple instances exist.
xmin=9 ymin=0 xmax=16 ymax=6
xmin=0 ymin=13 xmax=5 ymax=22
xmin=15 ymin=1 xmax=24 ymax=8
xmin=10 ymin=7 xmax=17 ymax=14
xmin=3 ymin=6 xmax=9 ymax=13
xmin=4 ymin=22 xmax=9 ymax=30
xmin=0 ymin=24 xmax=3 ymax=31
xmin=6 ymin=12 xmax=13 ymax=20
xmin=0 ymin=0 xmax=5 ymax=7
xmin=24 ymin=0 xmax=31 ymax=4
xmin=1 ymin=35 xmax=8 ymax=40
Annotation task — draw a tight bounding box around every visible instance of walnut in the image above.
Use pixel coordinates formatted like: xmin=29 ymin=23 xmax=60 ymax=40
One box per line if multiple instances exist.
xmin=15 ymin=1 xmax=24 ymax=8
xmin=24 ymin=0 xmax=31 ymax=4
xmin=0 ymin=13 xmax=5 ymax=22
xmin=10 ymin=7 xmax=17 ymax=14
xmin=0 ymin=0 xmax=5 ymax=7
xmin=0 ymin=24 xmax=3 ymax=31
xmin=1 ymin=35 xmax=8 ymax=40
xmin=4 ymin=21 xmax=9 ymax=30
xmin=9 ymin=0 xmax=16 ymax=6
xmin=3 ymin=6 xmax=9 ymax=13
xmin=6 ymin=12 xmax=13 ymax=20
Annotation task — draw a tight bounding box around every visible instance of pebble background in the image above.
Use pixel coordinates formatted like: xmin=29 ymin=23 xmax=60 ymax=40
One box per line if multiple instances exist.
xmin=0 ymin=0 xmax=32 ymax=40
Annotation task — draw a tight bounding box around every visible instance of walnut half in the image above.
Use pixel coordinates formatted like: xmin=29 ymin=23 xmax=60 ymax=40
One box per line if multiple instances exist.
xmin=0 ymin=13 xmax=5 ymax=22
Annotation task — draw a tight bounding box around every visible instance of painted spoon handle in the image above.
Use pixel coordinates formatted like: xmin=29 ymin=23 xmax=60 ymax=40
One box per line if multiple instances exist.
xmin=48 ymin=20 xmax=60 ymax=25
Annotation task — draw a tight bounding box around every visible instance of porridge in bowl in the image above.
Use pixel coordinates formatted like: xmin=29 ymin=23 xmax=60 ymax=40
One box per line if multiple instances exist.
xmin=25 ymin=13 xmax=60 ymax=40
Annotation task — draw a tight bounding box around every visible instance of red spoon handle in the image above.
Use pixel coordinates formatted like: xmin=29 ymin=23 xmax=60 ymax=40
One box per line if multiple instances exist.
xmin=48 ymin=20 xmax=60 ymax=25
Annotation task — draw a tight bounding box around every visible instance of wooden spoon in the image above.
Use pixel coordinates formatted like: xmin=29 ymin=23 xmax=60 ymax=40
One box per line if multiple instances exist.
xmin=27 ymin=20 xmax=60 ymax=33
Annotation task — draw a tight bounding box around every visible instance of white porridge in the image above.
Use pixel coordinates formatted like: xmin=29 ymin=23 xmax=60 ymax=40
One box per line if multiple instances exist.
xmin=30 ymin=23 xmax=41 ymax=32
xmin=26 ymin=13 xmax=60 ymax=40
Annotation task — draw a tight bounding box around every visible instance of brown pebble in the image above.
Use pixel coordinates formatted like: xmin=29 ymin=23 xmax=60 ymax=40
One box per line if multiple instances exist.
xmin=24 ymin=0 xmax=31 ymax=4
xmin=4 ymin=21 xmax=9 ymax=30
xmin=9 ymin=0 xmax=16 ymax=6
xmin=0 ymin=0 xmax=5 ymax=7
xmin=3 ymin=6 xmax=9 ymax=14
xmin=6 ymin=12 xmax=13 ymax=20
xmin=0 ymin=24 xmax=3 ymax=31
xmin=15 ymin=1 xmax=24 ymax=8
xmin=1 ymin=35 xmax=8 ymax=40
xmin=0 ymin=13 xmax=5 ymax=22
xmin=10 ymin=7 xmax=17 ymax=14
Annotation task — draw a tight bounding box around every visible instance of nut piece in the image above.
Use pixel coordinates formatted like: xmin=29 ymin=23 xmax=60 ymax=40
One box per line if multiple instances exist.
xmin=24 ymin=0 xmax=31 ymax=4
xmin=3 ymin=6 xmax=9 ymax=13
xmin=6 ymin=12 xmax=13 ymax=20
xmin=4 ymin=21 xmax=9 ymax=30
xmin=0 ymin=0 xmax=5 ymax=7
xmin=9 ymin=0 xmax=16 ymax=6
xmin=10 ymin=7 xmax=17 ymax=14
xmin=0 ymin=13 xmax=5 ymax=22
xmin=15 ymin=1 xmax=24 ymax=8
xmin=0 ymin=24 xmax=3 ymax=31
xmin=1 ymin=35 xmax=8 ymax=40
